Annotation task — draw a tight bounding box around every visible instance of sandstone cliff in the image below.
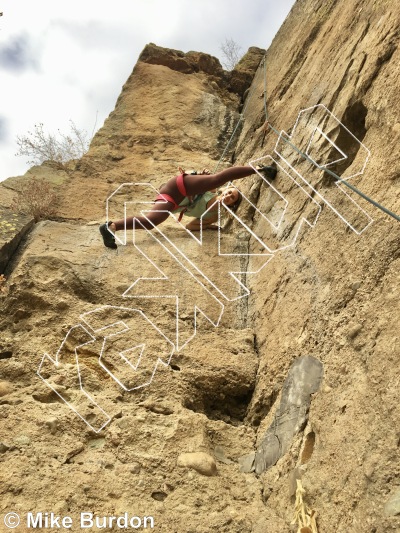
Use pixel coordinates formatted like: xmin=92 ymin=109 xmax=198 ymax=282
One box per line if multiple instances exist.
xmin=1 ymin=0 xmax=399 ymax=532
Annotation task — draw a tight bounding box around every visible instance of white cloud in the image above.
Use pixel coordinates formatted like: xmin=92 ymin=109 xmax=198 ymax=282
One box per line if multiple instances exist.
xmin=0 ymin=0 xmax=295 ymax=181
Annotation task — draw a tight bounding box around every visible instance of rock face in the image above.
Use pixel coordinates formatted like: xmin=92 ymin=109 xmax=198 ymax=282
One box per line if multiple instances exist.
xmin=254 ymin=356 xmax=324 ymax=474
xmin=177 ymin=452 xmax=218 ymax=477
xmin=1 ymin=1 xmax=400 ymax=532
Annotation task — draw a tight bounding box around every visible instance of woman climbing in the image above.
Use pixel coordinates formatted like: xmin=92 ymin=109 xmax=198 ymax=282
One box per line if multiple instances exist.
xmin=99 ymin=164 xmax=277 ymax=248
xmin=173 ymin=183 xmax=242 ymax=232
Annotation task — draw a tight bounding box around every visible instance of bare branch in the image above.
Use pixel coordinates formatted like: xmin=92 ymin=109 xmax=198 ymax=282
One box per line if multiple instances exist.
xmin=219 ymin=38 xmax=242 ymax=71
xmin=10 ymin=176 xmax=58 ymax=222
xmin=15 ymin=121 xmax=91 ymax=168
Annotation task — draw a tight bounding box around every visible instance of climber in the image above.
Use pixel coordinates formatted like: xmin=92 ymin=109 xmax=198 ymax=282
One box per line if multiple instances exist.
xmin=173 ymin=183 xmax=242 ymax=231
xmin=99 ymin=164 xmax=277 ymax=248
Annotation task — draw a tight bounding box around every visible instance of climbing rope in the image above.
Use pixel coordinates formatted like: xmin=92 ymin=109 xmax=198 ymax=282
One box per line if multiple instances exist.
xmin=213 ymin=61 xmax=263 ymax=172
xmin=213 ymin=115 xmax=244 ymax=173
xmin=260 ymin=55 xmax=400 ymax=223
xmin=262 ymin=55 xmax=268 ymax=122
xmin=292 ymin=479 xmax=319 ymax=533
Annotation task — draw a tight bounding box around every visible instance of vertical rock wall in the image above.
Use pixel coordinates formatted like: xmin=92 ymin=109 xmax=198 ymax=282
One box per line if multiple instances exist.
xmin=231 ymin=0 xmax=400 ymax=530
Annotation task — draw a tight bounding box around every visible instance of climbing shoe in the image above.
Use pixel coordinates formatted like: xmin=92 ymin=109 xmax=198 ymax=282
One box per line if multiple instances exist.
xmin=99 ymin=222 xmax=117 ymax=249
xmin=256 ymin=164 xmax=277 ymax=180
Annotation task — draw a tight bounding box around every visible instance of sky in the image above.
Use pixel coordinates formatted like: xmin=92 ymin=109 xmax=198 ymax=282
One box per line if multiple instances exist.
xmin=0 ymin=0 xmax=295 ymax=182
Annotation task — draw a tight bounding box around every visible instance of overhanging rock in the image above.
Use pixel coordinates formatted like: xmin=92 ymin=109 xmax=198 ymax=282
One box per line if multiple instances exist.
xmin=239 ymin=356 xmax=324 ymax=474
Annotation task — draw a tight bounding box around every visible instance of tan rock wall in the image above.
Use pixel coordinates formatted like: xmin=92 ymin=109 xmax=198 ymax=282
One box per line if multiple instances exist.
xmin=230 ymin=0 xmax=400 ymax=530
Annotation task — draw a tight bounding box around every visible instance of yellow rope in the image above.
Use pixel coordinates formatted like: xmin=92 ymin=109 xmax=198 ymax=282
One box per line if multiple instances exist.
xmin=291 ymin=479 xmax=318 ymax=533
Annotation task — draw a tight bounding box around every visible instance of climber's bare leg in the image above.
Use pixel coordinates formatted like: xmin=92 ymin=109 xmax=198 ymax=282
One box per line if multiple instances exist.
xmin=183 ymin=166 xmax=256 ymax=196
